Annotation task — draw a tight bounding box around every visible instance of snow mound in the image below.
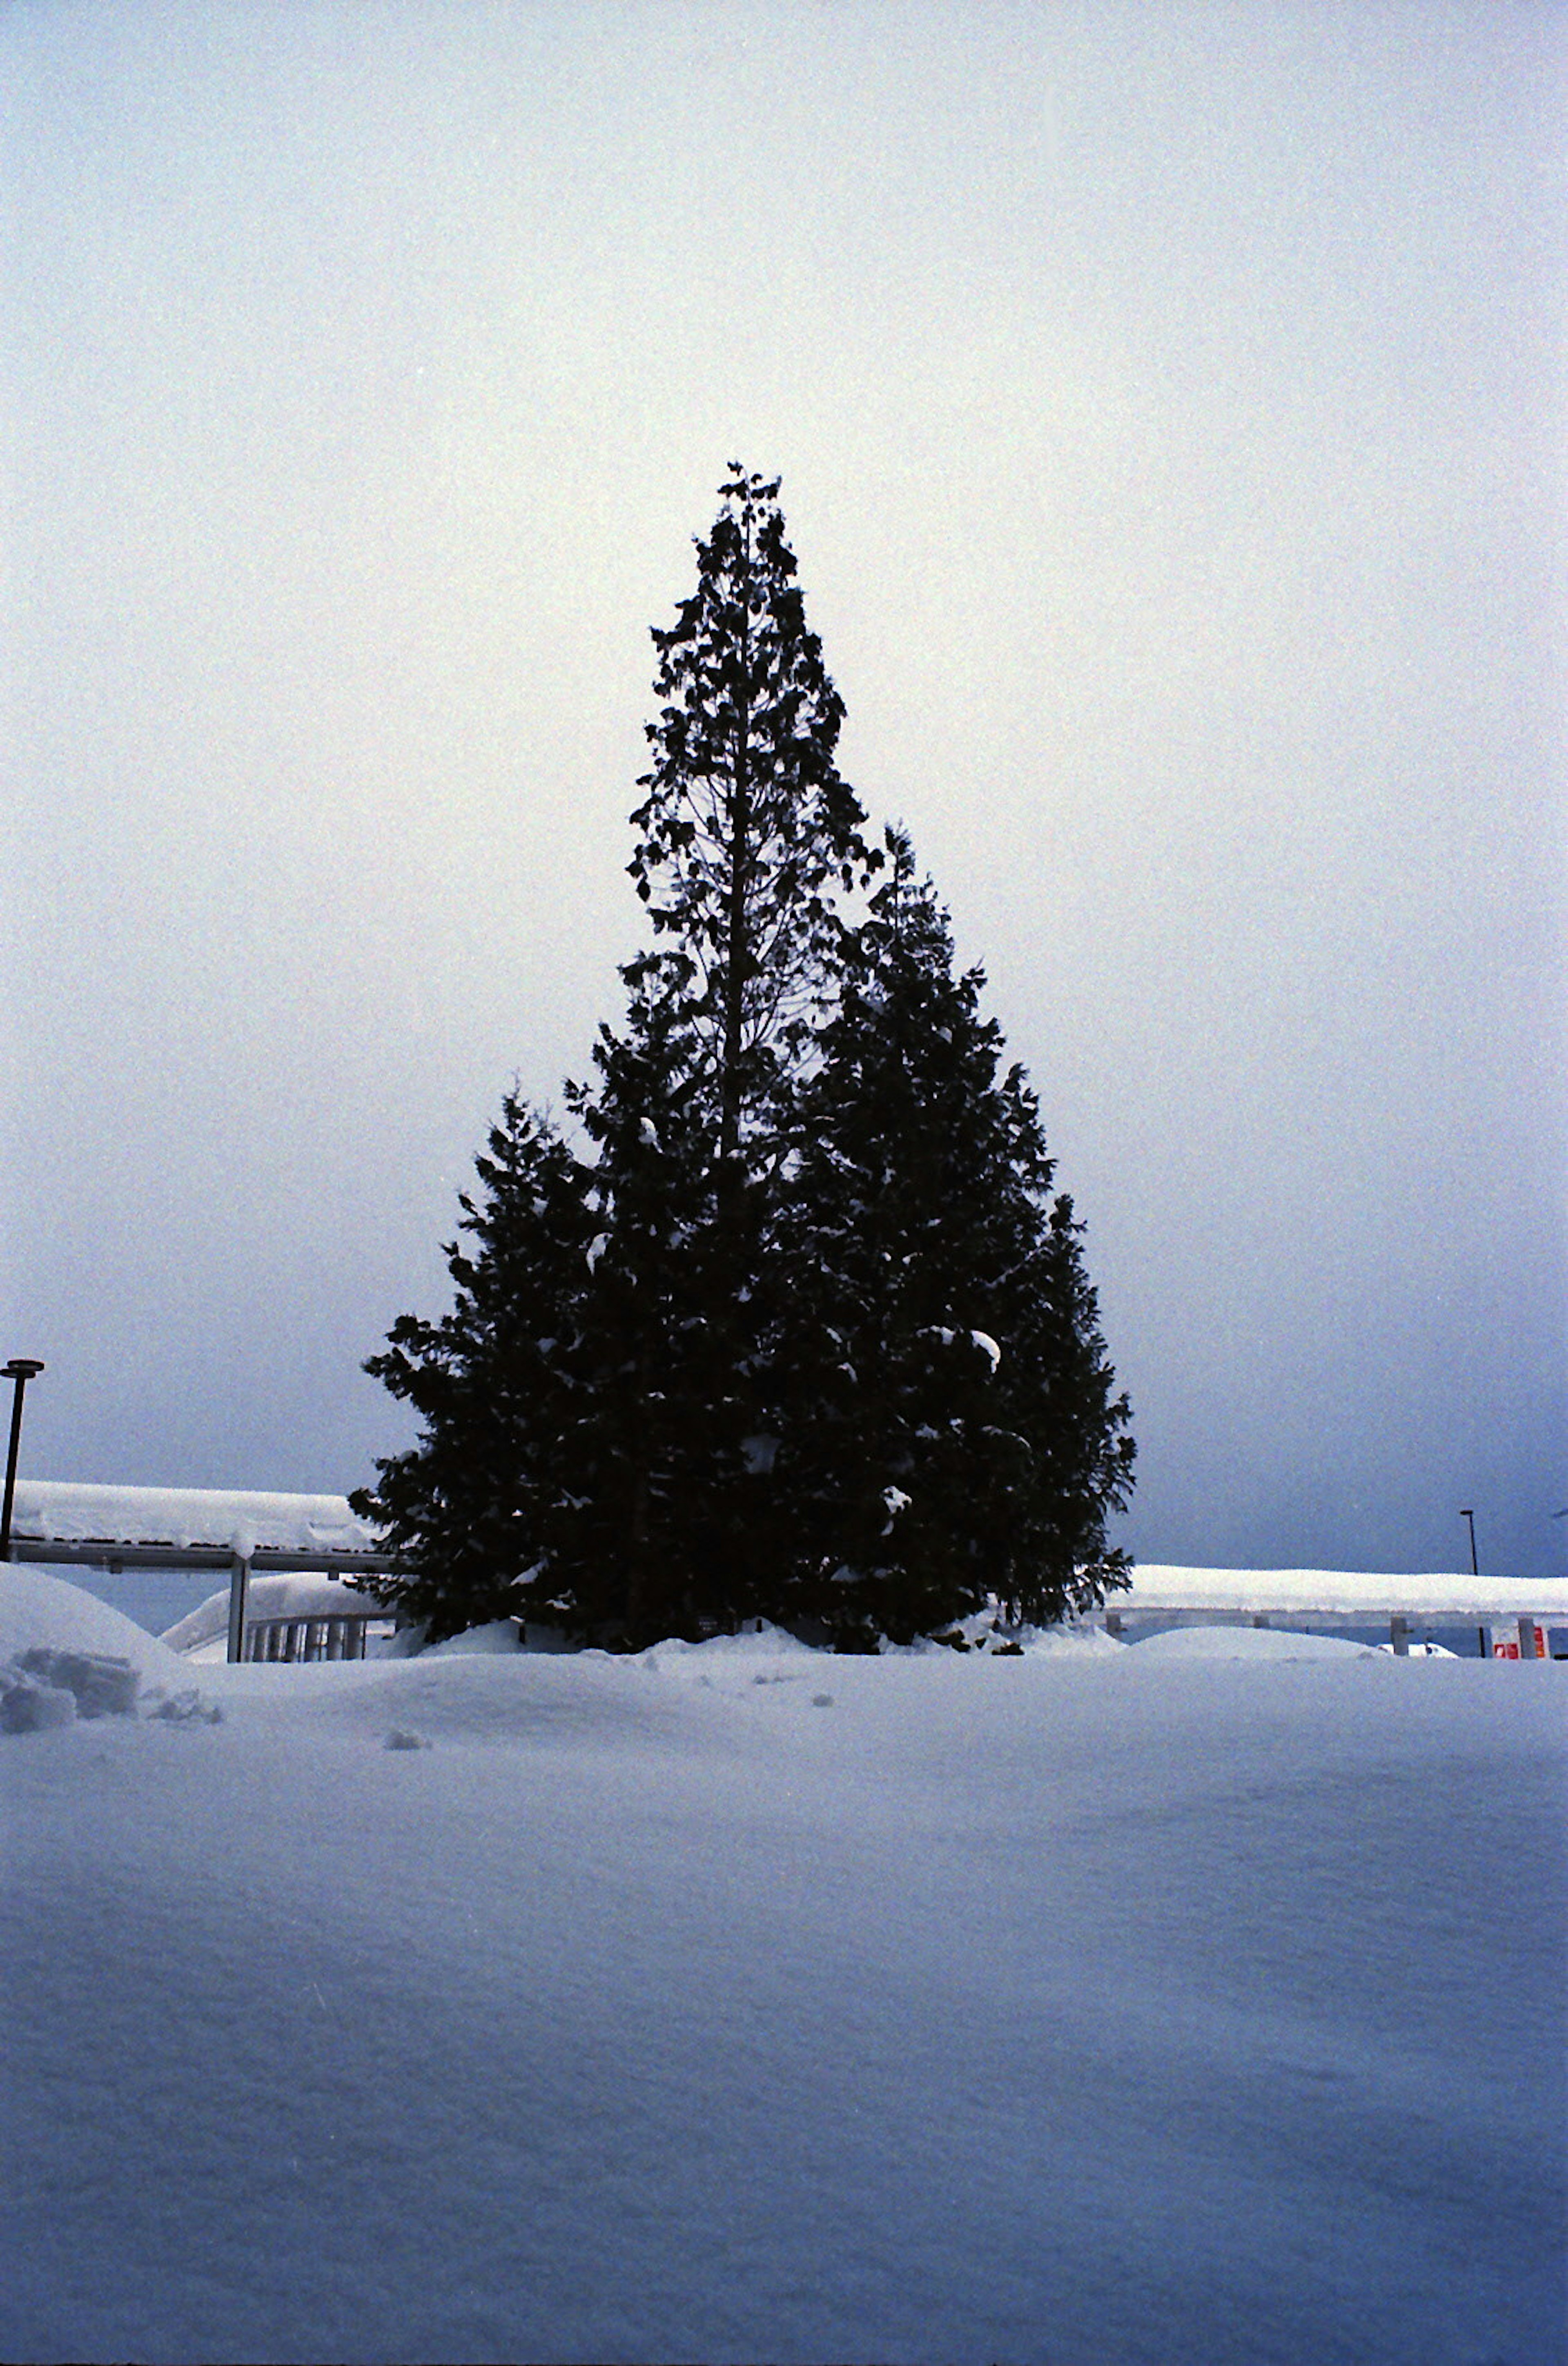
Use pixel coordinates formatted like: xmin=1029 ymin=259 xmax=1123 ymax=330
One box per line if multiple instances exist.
xmin=1130 ymin=1624 xmax=1381 ymax=1663
xmin=272 ymin=1650 xmax=731 ymax=1758
xmin=630 ymin=1621 xmax=822 ymax=1673
xmin=1018 ymin=1620 xmax=1127 ymax=1656
xmin=424 ymin=1620 xmax=526 ymax=1657
xmin=0 ymin=1566 xmax=188 ymax=1681
xmin=0 ymin=1571 xmax=224 ymax=1736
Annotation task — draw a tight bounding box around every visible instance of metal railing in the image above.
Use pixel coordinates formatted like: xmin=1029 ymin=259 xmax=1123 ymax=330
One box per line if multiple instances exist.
xmin=243 ymin=1614 xmax=396 ymax=1663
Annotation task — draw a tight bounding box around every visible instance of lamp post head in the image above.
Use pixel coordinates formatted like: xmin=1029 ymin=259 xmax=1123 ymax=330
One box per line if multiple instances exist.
xmin=2 ymin=1359 xmax=43 ymax=1382
xmin=1458 ymin=1507 xmax=1473 ymax=1519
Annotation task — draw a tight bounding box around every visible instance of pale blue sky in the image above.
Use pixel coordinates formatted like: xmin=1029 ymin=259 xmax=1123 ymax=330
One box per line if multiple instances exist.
xmin=3 ymin=1 xmax=1562 ymax=1574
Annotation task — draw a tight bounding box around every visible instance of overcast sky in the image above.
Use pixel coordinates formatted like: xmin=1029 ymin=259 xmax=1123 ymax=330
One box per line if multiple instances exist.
xmin=3 ymin=0 xmax=1562 ymax=1578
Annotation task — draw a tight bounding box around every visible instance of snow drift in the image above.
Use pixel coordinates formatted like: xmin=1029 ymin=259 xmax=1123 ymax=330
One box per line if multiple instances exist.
xmin=1 ymin=1568 xmax=1562 ymax=2366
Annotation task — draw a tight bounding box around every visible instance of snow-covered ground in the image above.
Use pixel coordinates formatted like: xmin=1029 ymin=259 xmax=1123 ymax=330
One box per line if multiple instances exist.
xmin=2 ymin=1568 xmax=1563 ymax=2366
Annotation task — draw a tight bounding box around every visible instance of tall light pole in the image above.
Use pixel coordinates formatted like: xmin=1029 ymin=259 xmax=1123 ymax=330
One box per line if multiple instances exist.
xmin=1458 ymin=1506 xmax=1478 ymax=1580
xmin=0 ymin=1358 xmax=45 ymax=1562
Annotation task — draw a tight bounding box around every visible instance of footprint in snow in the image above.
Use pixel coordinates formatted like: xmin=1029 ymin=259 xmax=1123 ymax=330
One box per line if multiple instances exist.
xmin=811 ymin=1693 xmax=833 ymax=1708
xmin=384 ymin=1730 xmax=430 ymax=1751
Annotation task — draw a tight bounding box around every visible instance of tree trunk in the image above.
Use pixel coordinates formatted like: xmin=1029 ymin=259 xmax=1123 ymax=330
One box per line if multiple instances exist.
xmin=719 ymin=517 xmax=752 ymax=1176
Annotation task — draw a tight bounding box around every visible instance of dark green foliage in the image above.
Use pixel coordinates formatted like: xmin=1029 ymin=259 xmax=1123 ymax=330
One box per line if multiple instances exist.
xmin=553 ymin=983 xmax=785 ymax=1646
xmin=540 ymin=464 xmax=876 ymax=1643
xmin=630 ymin=461 xmax=878 ymax=1168
xmin=349 ymin=1095 xmax=593 ymax=1643
xmin=775 ymin=831 xmax=1134 ymax=1642
xmin=359 ymin=473 xmax=1134 ymax=1649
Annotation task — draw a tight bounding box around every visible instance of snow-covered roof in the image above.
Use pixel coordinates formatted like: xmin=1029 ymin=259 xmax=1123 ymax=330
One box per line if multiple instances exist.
xmin=1119 ymin=1563 xmax=1568 ymax=1620
xmin=10 ymin=1481 xmax=382 ymax=1559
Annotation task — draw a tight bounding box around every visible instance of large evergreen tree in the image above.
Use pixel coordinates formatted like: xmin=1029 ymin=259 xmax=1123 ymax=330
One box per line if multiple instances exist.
xmin=356 ymin=472 xmax=1134 ymax=1649
xmin=776 ymin=831 xmax=1134 ymax=1643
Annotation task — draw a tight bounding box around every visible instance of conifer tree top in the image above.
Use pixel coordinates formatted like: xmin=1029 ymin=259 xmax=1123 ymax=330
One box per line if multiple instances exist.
xmin=627 ymin=465 xmax=877 ymax=1163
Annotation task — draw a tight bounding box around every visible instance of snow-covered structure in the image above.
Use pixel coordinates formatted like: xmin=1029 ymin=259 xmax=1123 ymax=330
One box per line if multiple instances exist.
xmin=1112 ymin=1562 xmax=1568 ymax=1619
xmin=9 ymin=1480 xmax=382 ymax=1558
xmin=1101 ymin=1562 xmax=1568 ymax=1655
xmin=7 ymin=1481 xmax=396 ymax=1662
xmin=161 ymin=1572 xmax=397 ymax=1664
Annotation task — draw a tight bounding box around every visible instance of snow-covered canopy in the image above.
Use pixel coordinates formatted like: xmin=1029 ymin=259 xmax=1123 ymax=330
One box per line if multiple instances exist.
xmin=1120 ymin=1562 xmax=1568 ymax=1620
xmin=10 ymin=1481 xmax=382 ymax=1560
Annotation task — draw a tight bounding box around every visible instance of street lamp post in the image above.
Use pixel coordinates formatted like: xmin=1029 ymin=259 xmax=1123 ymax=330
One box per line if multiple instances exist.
xmin=1458 ymin=1506 xmax=1478 ymax=1580
xmin=0 ymin=1359 xmax=45 ymax=1562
